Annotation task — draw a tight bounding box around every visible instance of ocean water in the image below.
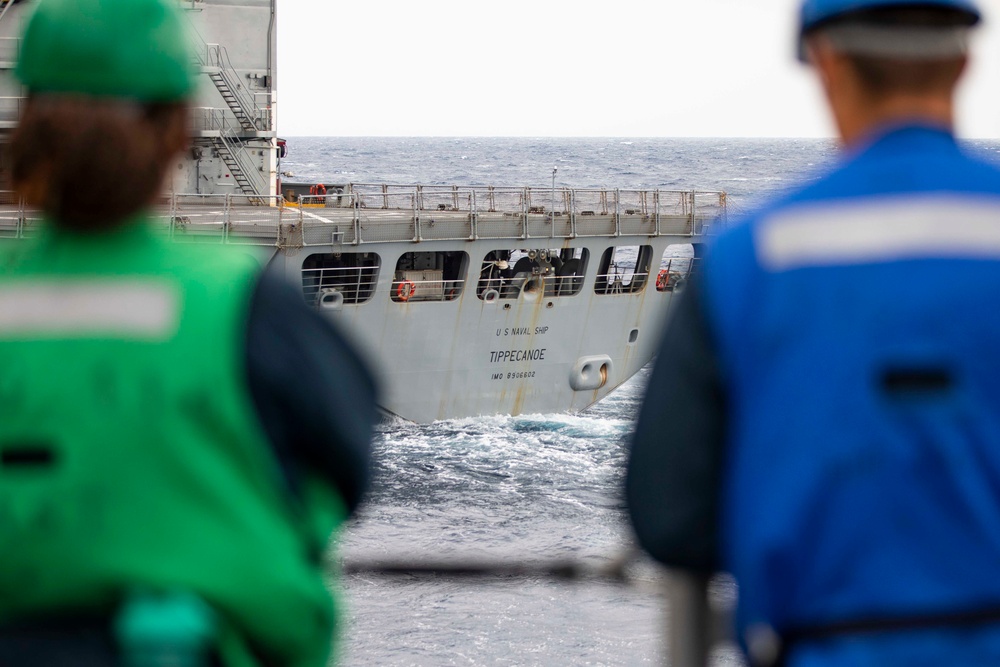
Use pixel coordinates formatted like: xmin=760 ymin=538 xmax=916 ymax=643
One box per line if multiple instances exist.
xmin=280 ymin=137 xmax=1000 ymax=666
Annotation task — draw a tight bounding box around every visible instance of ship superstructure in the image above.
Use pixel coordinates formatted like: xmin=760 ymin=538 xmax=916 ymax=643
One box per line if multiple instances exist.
xmin=0 ymin=0 xmax=279 ymax=197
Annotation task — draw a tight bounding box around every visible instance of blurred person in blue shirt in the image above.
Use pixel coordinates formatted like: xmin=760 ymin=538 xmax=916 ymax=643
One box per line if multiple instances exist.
xmin=626 ymin=1 xmax=1000 ymax=665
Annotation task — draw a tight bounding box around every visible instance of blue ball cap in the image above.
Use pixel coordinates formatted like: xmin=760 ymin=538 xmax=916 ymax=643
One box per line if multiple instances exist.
xmin=798 ymin=0 xmax=982 ymax=61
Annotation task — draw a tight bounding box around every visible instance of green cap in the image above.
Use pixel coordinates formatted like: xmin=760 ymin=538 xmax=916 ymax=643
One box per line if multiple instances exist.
xmin=16 ymin=0 xmax=197 ymax=101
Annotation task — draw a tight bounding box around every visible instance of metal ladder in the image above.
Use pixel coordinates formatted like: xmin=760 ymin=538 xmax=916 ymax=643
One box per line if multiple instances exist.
xmin=196 ymin=41 xmax=267 ymax=133
xmin=206 ymin=67 xmax=259 ymax=133
xmin=200 ymin=134 xmax=267 ymax=197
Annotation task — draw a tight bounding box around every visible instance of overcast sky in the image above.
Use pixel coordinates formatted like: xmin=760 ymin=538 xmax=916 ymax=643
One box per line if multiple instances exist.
xmin=276 ymin=0 xmax=1000 ymax=138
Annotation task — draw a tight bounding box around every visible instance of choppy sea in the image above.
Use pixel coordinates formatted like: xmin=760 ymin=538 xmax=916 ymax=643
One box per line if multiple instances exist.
xmin=280 ymin=137 xmax=1000 ymax=666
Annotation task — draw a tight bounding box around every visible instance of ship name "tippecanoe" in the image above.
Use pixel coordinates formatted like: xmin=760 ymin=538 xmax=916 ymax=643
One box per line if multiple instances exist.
xmin=489 ymin=348 xmax=547 ymax=364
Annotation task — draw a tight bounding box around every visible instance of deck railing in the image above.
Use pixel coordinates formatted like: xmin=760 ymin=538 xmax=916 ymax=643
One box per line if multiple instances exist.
xmin=191 ymin=106 xmax=271 ymax=136
xmin=476 ymin=267 xmax=587 ymax=300
xmin=0 ymin=185 xmax=726 ymax=247
xmin=0 ymin=96 xmax=25 ymax=124
xmin=0 ymin=37 xmax=19 ymax=64
xmin=302 ymin=265 xmax=381 ymax=305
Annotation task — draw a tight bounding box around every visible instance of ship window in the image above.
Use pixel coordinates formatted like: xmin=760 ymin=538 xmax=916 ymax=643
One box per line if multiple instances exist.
xmin=302 ymin=252 xmax=381 ymax=305
xmin=477 ymin=248 xmax=589 ymax=299
xmin=655 ymin=244 xmax=698 ymax=293
xmin=391 ymin=251 xmax=468 ymax=303
xmin=594 ymin=245 xmax=653 ymax=295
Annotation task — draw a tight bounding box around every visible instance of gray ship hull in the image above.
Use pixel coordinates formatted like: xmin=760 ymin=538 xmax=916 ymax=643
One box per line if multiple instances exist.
xmin=273 ymin=236 xmax=682 ymax=423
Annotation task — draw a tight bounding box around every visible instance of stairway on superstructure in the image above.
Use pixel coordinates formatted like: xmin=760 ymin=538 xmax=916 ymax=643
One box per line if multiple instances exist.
xmin=192 ymin=39 xmax=272 ymax=197
xmin=193 ymin=133 xmax=268 ymax=200
xmin=199 ymin=43 xmax=265 ymax=135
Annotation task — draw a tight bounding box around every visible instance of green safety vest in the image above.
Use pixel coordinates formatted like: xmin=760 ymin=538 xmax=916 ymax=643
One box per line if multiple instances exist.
xmin=0 ymin=219 xmax=347 ymax=667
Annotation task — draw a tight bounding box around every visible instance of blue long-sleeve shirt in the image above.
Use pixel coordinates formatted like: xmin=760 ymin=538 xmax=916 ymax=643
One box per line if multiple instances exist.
xmin=627 ymin=125 xmax=1000 ymax=667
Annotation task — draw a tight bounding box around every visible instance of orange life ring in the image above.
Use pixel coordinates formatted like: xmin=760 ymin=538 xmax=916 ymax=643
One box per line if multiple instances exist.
xmin=397 ymin=280 xmax=416 ymax=301
xmin=656 ymin=269 xmax=669 ymax=291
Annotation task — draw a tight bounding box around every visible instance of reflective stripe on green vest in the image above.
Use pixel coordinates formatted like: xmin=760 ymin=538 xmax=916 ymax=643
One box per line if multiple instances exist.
xmin=0 ymin=221 xmax=347 ymax=667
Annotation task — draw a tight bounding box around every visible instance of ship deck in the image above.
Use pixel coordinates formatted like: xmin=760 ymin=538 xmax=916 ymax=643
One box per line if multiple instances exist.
xmin=0 ymin=184 xmax=727 ymax=248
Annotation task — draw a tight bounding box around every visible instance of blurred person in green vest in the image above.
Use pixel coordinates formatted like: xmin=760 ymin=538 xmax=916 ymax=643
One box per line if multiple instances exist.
xmin=0 ymin=1 xmax=378 ymax=666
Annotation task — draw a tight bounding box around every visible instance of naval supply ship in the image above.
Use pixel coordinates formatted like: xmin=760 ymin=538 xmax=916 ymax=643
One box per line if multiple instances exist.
xmin=0 ymin=0 xmax=726 ymax=423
